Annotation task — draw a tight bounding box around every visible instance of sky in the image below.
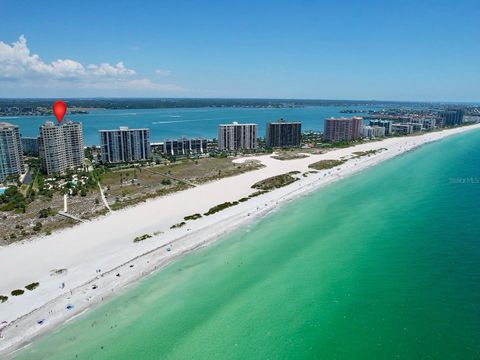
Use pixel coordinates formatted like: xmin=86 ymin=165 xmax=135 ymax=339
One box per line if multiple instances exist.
xmin=0 ymin=0 xmax=479 ymax=101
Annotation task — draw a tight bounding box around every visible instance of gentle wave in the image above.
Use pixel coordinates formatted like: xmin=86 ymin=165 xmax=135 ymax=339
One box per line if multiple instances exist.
xmin=152 ymin=118 xmax=230 ymax=125
xmin=88 ymin=112 xmax=138 ymax=117
xmin=151 ymin=114 xmax=266 ymax=125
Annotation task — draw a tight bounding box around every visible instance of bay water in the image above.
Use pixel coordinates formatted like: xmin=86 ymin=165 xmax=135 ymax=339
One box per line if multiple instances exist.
xmin=3 ymin=106 xmax=378 ymax=145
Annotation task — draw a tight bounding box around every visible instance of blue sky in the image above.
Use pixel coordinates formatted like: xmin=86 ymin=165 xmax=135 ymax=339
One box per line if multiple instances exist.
xmin=0 ymin=0 xmax=479 ymax=101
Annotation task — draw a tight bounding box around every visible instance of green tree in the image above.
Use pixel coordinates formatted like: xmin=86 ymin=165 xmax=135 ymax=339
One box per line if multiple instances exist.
xmin=0 ymin=186 xmax=28 ymax=212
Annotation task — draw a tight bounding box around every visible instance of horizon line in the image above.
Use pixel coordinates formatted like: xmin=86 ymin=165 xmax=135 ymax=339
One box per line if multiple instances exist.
xmin=0 ymin=97 xmax=479 ymax=105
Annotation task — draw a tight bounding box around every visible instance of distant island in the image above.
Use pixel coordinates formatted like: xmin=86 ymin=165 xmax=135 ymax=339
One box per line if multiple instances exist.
xmin=340 ymin=109 xmax=371 ymax=114
xmin=0 ymin=105 xmax=89 ymax=117
xmin=2 ymin=98 xmax=478 ymax=116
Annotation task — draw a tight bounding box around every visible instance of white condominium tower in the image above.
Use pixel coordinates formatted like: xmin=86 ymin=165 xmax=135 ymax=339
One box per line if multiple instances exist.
xmin=217 ymin=122 xmax=257 ymax=151
xmin=38 ymin=121 xmax=85 ymax=175
xmin=99 ymin=127 xmax=151 ymax=163
xmin=64 ymin=121 xmax=85 ymax=168
xmin=0 ymin=122 xmax=24 ymax=182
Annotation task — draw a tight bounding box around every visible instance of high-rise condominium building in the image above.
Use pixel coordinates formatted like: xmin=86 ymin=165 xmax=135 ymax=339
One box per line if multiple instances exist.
xmin=38 ymin=120 xmax=85 ymax=175
xmin=391 ymin=123 xmax=413 ymax=135
xmin=439 ymin=109 xmax=464 ymax=127
xmin=0 ymin=122 xmax=24 ymax=182
xmin=407 ymin=118 xmax=436 ymax=131
xmin=362 ymin=125 xmax=386 ymax=139
xmin=372 ymin=126 xmax=386 ymax=137
xmin=99 ymin=127 xmax=150 ymax=163
xmin=21 ymin=137 xmax=39 ymax=156
xmin=404 ymin=123 xmax=422 ymax=132
xmin=64 ymin=121 xmax=85 ymax=168
xmin=369 ymin=120 xmax=393 ymax=135
xmin=323 ymin=117 xmax=362 ymax=142
xmin=217 ymin=122 xmax=257 ymax=151
xmin=164 ymin=137 xmax=207 ymax=156
xmin=265 ymin=119 xmax=302 ymax=148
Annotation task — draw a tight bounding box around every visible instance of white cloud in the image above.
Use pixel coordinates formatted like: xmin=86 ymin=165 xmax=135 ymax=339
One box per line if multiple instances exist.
xmin=155 ymin=69 xmax=171 ymax=76
xmin=0 ymin=35 xmax=87 ymax=80
xmin=0 ymin=35 xmax=183 ymax=93
xmin=87 ymin=62 xmax=136 ymax=77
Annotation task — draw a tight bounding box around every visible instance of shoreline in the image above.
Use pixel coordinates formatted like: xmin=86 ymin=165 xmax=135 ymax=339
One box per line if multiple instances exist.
xmin=1 ymin=124 xmax=480 ymax=358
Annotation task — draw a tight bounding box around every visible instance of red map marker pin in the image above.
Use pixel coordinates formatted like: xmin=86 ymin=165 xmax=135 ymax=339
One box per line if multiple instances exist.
xmin=52 ymin=100 xmax=67 ymax=124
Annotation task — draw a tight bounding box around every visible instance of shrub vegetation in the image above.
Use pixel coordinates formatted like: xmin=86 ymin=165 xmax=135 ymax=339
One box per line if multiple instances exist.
xmin=170 ymin=222 xmax=186 ymax=229
xmin=308 ymin=159 xmax=346 ymax=170
xmin=184 ymin=213 xmax=202 ymax=221
xmin=25 ymin=282 xmax=40 ymax=291
xmin=11 ymin=289 xmax=24 ymax=296
xmin=204 ymin=201 xmax=239 ymax=216
xmin=251 ymin=173 xmax=298 ymax=191
xmin=133 ymin=234 xmax=152 ymax=242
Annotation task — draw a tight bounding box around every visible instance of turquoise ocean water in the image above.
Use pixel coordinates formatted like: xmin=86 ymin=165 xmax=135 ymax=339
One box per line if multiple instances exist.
xmin=3 ymin=106 xmax=379 ymax=145
xmin=12 ymin=129 xmax=480 ymax=359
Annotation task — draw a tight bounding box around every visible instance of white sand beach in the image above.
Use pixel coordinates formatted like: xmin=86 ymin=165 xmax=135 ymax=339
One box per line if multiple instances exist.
xmin=0 ymin=124 xmax=479 ymax=357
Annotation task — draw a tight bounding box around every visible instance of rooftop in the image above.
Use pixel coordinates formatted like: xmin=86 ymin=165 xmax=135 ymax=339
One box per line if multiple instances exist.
xmin=219 ymin=122 xmax=258 ymax=126
xmin=326 ymin=116 xmax=363 ymax=121
xmin=99 ymin=127 xmax=150 ymax=132
xmin=269 ymin=118 xmax=301 ymax=124
xmin=0 ymin=122 xmax=17 ymax=128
